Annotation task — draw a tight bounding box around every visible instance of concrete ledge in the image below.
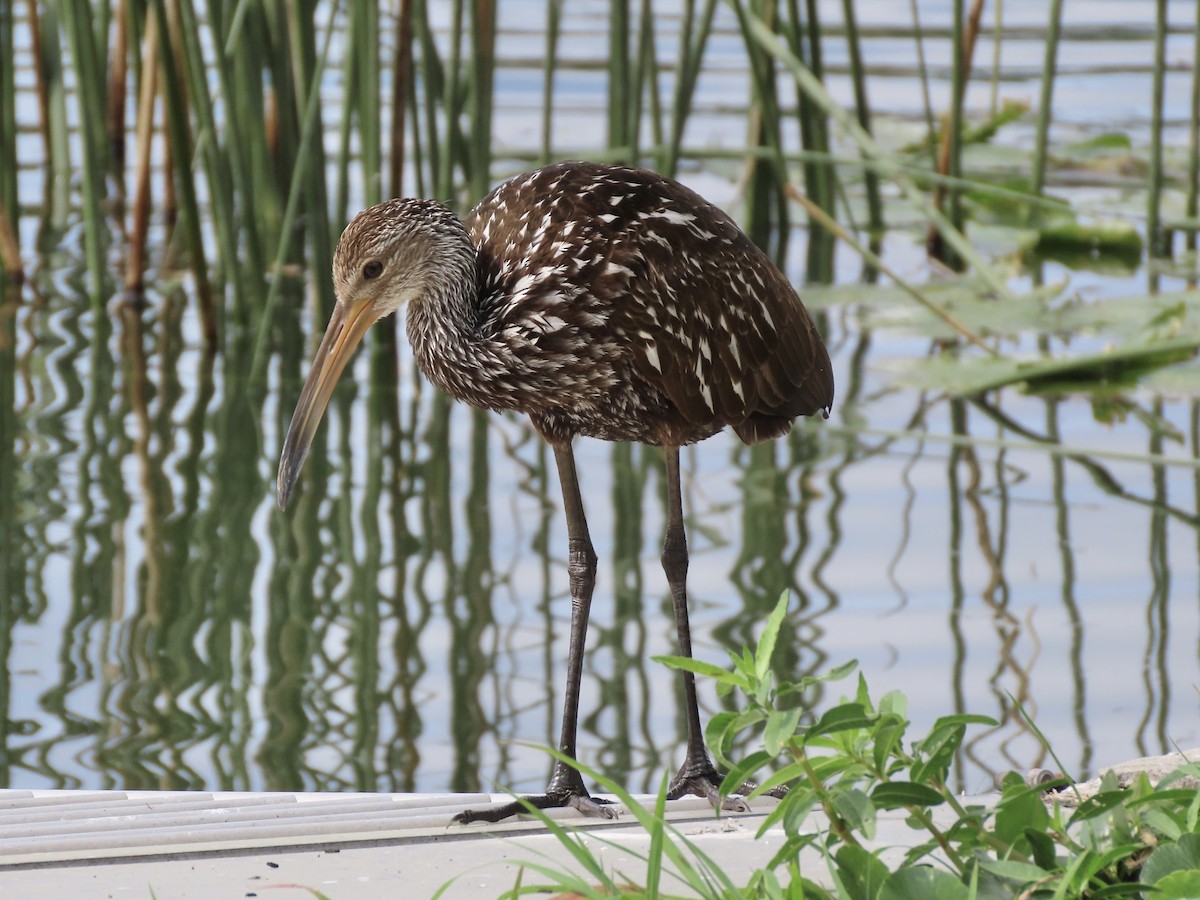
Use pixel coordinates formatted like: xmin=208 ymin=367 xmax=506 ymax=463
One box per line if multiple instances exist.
xmin=7 ymin=750 xmax=1192 ymax=899
xmin=0 ymin=790 xmax=800 ymax=898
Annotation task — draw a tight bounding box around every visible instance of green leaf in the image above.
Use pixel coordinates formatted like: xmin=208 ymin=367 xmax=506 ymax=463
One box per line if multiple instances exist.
xmin=1089 ymin=886 xmax=1157 ymax=899
xmin=1069 ymin=790 xmax=1131 ymax=824
xmin=872 ymin=716 xmax=907 ymax=775
xmin=764 ymin=708 xmax=803 ymax=755
xmin=1142 ymin=833 xmax=1200 ymax=885
xmin=809 ymin=703 xmax=873 ymax=739
xmin=720 ymin=750 xmax=772 ymax=797
xmin=1152 ymin=870 xmax=1200 ymax=900
xmin=822 ymin=659 xmax=862 ymax=683
xmin=1025 ymin=826 xmax=1059 ymax=871
xmin=855 ymin=672 xmax=873 ymax=712
xmin=978 ymin=859 xmax=1051 ymax=884
xmin=653 ymin=654 xmax=743 ymax=685
xmin=834 ymin=844 xmax=890 ymax=900
xmin=705 ymin=709 xmax=764 ymax=767
xmin=927 ymin=713 xmax=999 ymax=729
xmin=994 ymin=784 xmax=1050 ymax=843
xmin=755 ymin=591 xmax=791 ymax=681
xmin=870 ymin=781 xmax=944 ymax=810
xmin=832 ymin=788 xmax=877 ymax=839
xmin=878 ymin=867 xmax=970 ymax=900
xmin=911 ymin=724 xmax=965 ymax=785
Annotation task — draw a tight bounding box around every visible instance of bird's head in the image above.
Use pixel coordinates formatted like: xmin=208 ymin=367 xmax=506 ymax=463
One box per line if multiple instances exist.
xmin=277 ymin=198 xmax=474 ymax=509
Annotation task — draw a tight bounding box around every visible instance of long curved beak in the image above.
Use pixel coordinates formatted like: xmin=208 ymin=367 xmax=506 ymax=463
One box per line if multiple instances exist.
xmin=277 ymin=299 xmax=379 ymax=509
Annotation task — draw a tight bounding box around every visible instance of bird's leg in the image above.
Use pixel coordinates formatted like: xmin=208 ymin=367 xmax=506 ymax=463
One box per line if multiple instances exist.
xmin=453 ymin=443 xmax=617 ymax=825
xmin=661 ymin=446 xmax=753 ymax=812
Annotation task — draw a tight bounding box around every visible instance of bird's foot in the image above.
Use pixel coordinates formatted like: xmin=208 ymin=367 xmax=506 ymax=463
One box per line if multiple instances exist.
xmin=452 ymin=763 xmax=619 ymax=825
xmin=667 ymin=755 xmax=789 ymax=813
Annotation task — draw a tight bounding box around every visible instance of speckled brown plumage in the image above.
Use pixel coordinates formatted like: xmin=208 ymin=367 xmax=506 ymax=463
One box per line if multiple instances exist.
xmin=357 ymin=161 xmax=834 ymax=446
xmin=278 ymin=160 xmax=833 ymax=824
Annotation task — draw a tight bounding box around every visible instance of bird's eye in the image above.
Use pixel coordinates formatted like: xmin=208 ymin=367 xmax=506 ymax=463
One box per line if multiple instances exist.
xmin=362 ymin=260 xmax=383 ymax=280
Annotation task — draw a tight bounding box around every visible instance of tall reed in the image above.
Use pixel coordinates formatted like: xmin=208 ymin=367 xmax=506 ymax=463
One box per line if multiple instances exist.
xmin=730 ymin=0 xmax=791 ymax=264
xmin=1029 ymin=0 xmax=1064 ymax=205
xmin=0 ymin=0 xmax=16 ymax=229
xmin=61 ymin=0 xmax=109 ymax=300
xmin=1188 ymin=0 xmax=1200 ymax=254
xmin=8 ymin=0 xmax=1174 ymax=352
xmin=1147 ymin=0 xmax=1168 ymax=258
xmin=539 ymin=0 xmax=563 ymax=166
xmin=661 ymin=0 xmax=718 ymax=178
xmin=839 ymin=0 xmax=883 ymax=238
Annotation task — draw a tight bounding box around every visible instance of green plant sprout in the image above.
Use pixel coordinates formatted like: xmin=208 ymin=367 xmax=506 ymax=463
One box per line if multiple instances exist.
xmin=480 ymin=593 xmax=1200 ymax=899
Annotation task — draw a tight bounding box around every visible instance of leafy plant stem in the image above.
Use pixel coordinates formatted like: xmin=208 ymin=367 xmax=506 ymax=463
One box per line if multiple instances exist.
xmin=794 ymin=749 xmax=865 ymax=852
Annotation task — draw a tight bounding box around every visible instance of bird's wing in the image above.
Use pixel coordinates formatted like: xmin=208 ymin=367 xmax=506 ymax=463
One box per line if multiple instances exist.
xmin=597 ymin=178 xmax=834 ymax=440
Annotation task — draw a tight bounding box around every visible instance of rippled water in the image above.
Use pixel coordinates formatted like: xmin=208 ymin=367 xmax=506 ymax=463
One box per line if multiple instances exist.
xmin=3 ymin=0 xmax=1199 ymax=798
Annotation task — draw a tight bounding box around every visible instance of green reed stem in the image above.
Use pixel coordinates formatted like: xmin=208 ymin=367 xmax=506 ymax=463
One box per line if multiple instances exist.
xmin=786 ymin=0 xmax=834 ymax=280
xmin=390 ymin=0 xmax=414 ymax=197
xmin=946 ymin=0 xmax=965 ymax=241
xmin=906 ymin=0 xmax=936 ymax=168
xmin=1147 ymin=0 xmax=1168 ymax=258
xmin=251 ymin=0 xmax=343 ymax=382
xmin=442 ymin=0 xmax=465 ymax=198
xmin=839 ymin=0 xmax=882 ymax=236
xmin=125 ymin=9 xmax=157 ymax=293
xmin=151 ymin=0 xmax=216 ymax=346
xmin=175 ymin=0 xmax=255 ymax=317
xmin=468 ymin=0 xmax=496 ymax=201
xmin=1029 ymin=0 xmax=1063 ymax=204
xmin=0 ymin=0 xmax=16 ymax=228
xmin=662 ymin=0 xmax=718 ymax=177
xmin=289 ymin=0 xmax=334 ymax=300
xmin=539 ymin=0 xmax=563 ymax=165
xmin=414 ymin=0 xmax=442 ymax=197
xmin=727 ymin=0 xmax=791 ymax=261
xmin=741 ymin=12 xmax=1012 ymax=299
xmin=608 ymin=0 xmax=631 ymax=157
xmin=335 ymin=14 xmax=358 ymax=223
xmin=357 ymin=0 xmax=382 ymax=206
xmin=629 ymin=0 xmax=660 ymax=162
xmin=989 ymin=0 xmax=1003 ymax=115
xmin=30 ymin=1 xmax=71 ymax=223
xmin=61 ymin=0 xmax=108 ymax=301
xmin=1188 ymin=0 xmax=1200 ymax=253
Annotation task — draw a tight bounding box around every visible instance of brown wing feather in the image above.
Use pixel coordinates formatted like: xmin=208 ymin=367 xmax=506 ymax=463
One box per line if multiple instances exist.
xmin=588 ymin=168 xmax=834 ymax=444
xmin=463 ymin=162 xmax=833 ymax=446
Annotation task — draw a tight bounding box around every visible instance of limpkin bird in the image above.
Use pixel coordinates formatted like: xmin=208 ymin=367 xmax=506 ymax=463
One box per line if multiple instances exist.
xmin=278 ymin=161 xmax=834 ymax=823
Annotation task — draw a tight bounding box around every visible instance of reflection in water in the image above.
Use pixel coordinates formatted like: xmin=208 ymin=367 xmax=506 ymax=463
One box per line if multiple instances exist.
xmin=3 ymin=254 xmax=1200 ymax=798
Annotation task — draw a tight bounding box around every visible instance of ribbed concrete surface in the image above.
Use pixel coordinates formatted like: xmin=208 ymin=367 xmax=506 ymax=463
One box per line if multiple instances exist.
xmin=0 ymin=789 xmax=503 ymax=865
xmin=1 ymin=751 xmax=1190 ymax=897
xmin=0 ymin=789 xmax=788 ymax=898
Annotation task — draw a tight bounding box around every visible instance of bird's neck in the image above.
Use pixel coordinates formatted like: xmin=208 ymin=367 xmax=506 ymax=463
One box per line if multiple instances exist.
xmin=405 ymin=250 xmax=510 ymax=409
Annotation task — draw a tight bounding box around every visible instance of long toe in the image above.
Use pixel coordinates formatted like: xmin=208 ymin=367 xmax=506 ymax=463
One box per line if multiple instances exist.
xmin=453 ymin=790 xmax=618 ymax=825
xmin=667 ymin=760 xmax=759 ymax=813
